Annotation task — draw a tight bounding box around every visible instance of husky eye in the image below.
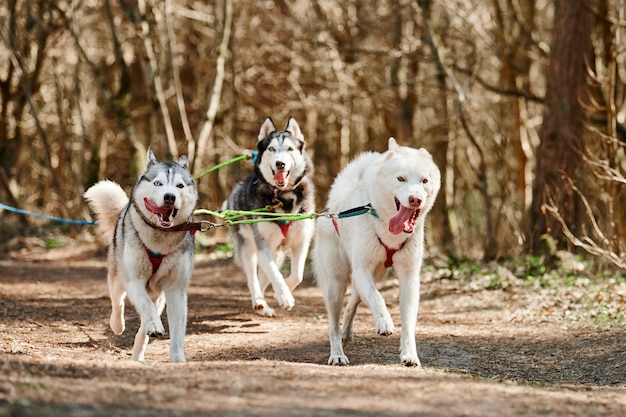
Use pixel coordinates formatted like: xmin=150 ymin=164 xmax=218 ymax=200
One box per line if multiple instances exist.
xmin=287 ymin=146 xmax=294 ymax=152
xmin=176 ymin=183 xmax=185 ymax=189
xmin=422 ymin=178 xmax=429 ymax=184
xmin=397 ymin=176 xmax=406 ymax=182
xmin=268 ymin=146 xmax=276 ymax=152
xmin=153 ymin=181 xmax=162 ymax=186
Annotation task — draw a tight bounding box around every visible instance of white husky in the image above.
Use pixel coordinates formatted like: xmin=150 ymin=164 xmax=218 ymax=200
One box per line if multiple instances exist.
xmin=84 ymin=148 xmax=198 ymax=362
xmin=313 ymin=138 xmax=440 ymax=366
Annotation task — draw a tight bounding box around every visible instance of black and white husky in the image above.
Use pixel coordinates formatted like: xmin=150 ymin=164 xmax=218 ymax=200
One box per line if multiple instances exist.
xmin=224 ymin=117 xmax=315 ymax=317
xmin=314 ymin=138 xmax=441 ymax=366
xmin=84 ymin=148 xmax=198 ymax=362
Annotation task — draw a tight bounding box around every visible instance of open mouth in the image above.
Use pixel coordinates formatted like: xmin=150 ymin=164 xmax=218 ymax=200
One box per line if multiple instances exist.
xmin=272 ymin=170 xmax=289 ymax=187
xmin=144 ymin=197 xmax=179 ymax=228
xmin=388 ymin=197 xmax=420 ymax=235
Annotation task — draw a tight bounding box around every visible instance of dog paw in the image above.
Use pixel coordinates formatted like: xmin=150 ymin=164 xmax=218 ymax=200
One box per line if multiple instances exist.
xmin=274 ymin=288 xmax=295 ymax=310
xmin=145 ymin=320 xmax=165 ymax=337
xmin=109 ymin=313 xmax=125 ymax=335
xmin=401 ymin=352 xmax=421 ymax=367
xmin=375 ymin=317 xmax=395 ymax=336
xmin=169 ymin=353 xmax=186 ymax=363
xmin=253 ymin=302 xmax=276 ymax=317
xmin=328 ymin=354 xmax=350 ymax=366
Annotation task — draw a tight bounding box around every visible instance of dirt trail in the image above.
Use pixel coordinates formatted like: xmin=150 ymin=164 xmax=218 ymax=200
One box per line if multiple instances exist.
xmin=1 ymin=244 xmax=625 ymax=416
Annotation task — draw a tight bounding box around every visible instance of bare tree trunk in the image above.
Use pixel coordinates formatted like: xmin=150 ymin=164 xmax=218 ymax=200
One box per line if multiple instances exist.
xmin=419 ymin=0 xmax=495 ymax=258
xmin=137 ymin=0 xmax=178 ymax=159
xmin=416 ymin=0 xmax=454 ymax=255
xmin=528 ymin=0 xmax=593 ymax=253
xmin=195 ymin=0 xmax=233 ymax=175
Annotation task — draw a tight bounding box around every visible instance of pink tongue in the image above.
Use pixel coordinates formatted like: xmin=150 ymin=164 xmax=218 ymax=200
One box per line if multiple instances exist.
xmin=274 ymin=171 xmax=286 ymax=185
xmin=388 ymin=205 xmax=415 ymax=235
xmin=144 ymin=197 xmax=171 ymax=215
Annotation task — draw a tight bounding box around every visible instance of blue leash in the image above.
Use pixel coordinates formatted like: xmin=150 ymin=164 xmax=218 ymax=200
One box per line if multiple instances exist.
xmin=0 ymin=203 xmax=97 ymax=226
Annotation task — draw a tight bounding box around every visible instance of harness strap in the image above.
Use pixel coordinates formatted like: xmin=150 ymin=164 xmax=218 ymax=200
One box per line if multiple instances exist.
xmin=378 ymin=237 xmax=406 ymax=268
xmin=330 ymin=208 xmax=406 ymax=268
xmin=145 ymin=248 xmax=165 ymax=274
xmin=275 ymin=220 xmax=291 ymax=238
xmin=331 ymin=218 xmax=340 ymax=235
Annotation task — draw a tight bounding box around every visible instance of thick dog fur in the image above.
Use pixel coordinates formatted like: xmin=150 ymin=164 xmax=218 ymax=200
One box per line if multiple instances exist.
xmin=313 ymin=138 xmax=441 ymax=366
xmin=84 ymin=148 xmax=198 ymax=362
xmin=224 ymin=117 xmax=315 ymax=317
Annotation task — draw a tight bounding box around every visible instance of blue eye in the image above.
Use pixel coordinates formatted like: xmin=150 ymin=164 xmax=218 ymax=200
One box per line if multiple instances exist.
xmin=268 ymin=146 xmax=276 ymax=152
xmin=154 ymin=181 xmax=162 ymax=186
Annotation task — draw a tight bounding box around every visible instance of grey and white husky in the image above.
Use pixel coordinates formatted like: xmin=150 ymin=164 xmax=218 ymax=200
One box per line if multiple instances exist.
xmin=84 ymin=148 xmax=198 ymax=362
xmin=224 ymin=117 xmax=315 ymax=317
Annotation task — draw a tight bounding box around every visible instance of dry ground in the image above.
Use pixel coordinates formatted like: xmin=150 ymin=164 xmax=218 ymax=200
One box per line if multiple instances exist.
xmin=1 ymin=241 xmax=625 ymax=416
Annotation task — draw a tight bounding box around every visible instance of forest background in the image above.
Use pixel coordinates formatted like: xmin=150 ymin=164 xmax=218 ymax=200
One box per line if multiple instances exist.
xmin=1 ymin=0 xmax=625 ymax=268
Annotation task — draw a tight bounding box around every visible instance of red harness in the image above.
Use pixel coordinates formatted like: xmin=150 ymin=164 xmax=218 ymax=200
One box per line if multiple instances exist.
xmin=145 ymin=248 xmax=164 ymax=274
xmin=142 ymin=231 xmax=195 ymax=275
xmin=331 ymin=218 xmax=405 ymax=268
xmin=276 ymin=221 xmax=291 ymax=238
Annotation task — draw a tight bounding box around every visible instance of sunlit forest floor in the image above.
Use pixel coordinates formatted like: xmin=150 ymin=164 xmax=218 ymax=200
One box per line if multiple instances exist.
xmin=1 ymin=229 xmax=625 ymax=416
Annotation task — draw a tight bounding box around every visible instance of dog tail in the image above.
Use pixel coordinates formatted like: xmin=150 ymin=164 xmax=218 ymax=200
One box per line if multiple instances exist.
xmin=84 ymin=180 xmax=129 ymax=244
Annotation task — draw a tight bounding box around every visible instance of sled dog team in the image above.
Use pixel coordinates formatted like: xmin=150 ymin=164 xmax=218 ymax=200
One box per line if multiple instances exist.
xmin=85 ymin=117 xmax=441 ymax=366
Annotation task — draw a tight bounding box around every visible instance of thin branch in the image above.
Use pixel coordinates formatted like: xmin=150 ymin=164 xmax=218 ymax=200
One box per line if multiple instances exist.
xmin=454 ymin=64 xmax=544 ymax=103
xmin=562 ymin=174 xmax=610 ymax=246
xmin=543 ymin=200 xmax=626 ymax=269
xmin=195 ymin=0 xmax=233 ymax=174
xmin=164 ymin=0 xmax=194 ymax=161
xmin=579 ymin=0 xmax=626 ymax=27
xmin=137 ymin=0 xmax=178 ymax=159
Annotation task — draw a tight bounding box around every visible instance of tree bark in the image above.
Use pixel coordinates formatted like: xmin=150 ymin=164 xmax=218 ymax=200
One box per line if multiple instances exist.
xmin=528 ymin=0 xmax=593 ymax=253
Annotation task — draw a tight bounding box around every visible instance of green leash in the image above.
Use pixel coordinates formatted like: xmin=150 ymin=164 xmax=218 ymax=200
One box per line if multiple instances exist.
xmin=193 ymin=204 xmax=377 ymax=228
xmin=194 ymin=154 xmax=252 ymax=181
xmin=192 ymin=154 xmax=379 ymax=228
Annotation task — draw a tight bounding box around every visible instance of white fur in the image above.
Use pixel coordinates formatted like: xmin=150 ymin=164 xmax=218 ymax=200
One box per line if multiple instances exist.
xmin=313 ymin=138 xmax=441 ymax=366
xmin=84 ymin=149 xmax=197 ymax=362
xmin=234 ymin=215 xmax=315 ymax=317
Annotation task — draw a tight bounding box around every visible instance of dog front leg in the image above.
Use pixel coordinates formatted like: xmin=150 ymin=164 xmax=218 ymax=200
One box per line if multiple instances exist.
xmin=351 ymin=267 xmax=394 ymax=336
xmin=239 ymin=242 xmax=275 ymax=317
xmin=132 ymin=321 xmax=149 ymax=361
xmin=257 ymin=247 xmax=295 ymax=310
xmin=125 ymin=278 xmax=165 ymax=337
xmin=396 ymin=264 xmax=421 ymax=366
xmin=131 ymin=292 xmax=165 ymax=361
xmin=284 ymin=240 xmax=311 ymax=291
xmin=164 ymin=286 xmax=187 ymax=362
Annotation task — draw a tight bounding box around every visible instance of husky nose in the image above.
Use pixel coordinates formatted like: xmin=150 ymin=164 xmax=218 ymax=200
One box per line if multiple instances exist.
xmin=275 ymin=161 xmax=285 ymax=171
xmin=164 ymin=193 xmax=176 ymax=206
xmin=409 ymin=196 xmax=422 ymax=207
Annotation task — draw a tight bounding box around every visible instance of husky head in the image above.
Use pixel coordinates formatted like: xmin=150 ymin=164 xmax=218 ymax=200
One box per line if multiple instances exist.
xmin=255 ymin=117 xmax=309 ymax=190
xmin=134 ymin=147 xmax=198 ymax=228
xmin=374 ymin=138 xmax=441 ymax=235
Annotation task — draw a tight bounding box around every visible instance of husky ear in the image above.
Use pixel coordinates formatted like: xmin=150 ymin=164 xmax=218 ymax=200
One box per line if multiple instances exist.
xmin=388 ymin=137 xmax=399 ymax=151
xmin=285 ymin=117 xmax=304 ymax=144
xmin=178 ymin=155 xmax=189 ymax=170
xmin=258 ymin=117 xmax=276 ymax=142
xmin=146 ymin=147 xmax=157 ymax=169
